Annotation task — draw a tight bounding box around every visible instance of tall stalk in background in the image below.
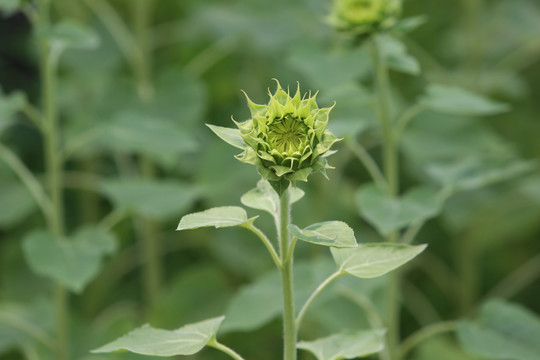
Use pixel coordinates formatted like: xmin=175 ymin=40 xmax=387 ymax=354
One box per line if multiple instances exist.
xmin=131 ymin=0 xmax=162 ymax=309
xmin=37 ymin=0 xmax=68 ymax=358
xmin=369 ymin=37 xmax=401 ymax=359
xmin=84 ymin=0 xmax=162 ymax=308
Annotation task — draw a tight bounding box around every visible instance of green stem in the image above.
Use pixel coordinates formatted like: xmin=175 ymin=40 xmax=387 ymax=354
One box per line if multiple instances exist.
xmin=369 ymin=36 xmax=400 ymax=359
xmin=394 ymin=103 xmax=426 ymax=140
xmin=346 ymin=138 xmax=387 ymax=190
xmin=0 ymin=142 xmax=53 ymax=225
xmin=278 ymin=189 xmax=297 ymax=360
xmin=400 ymin=221 xmax=425 ymax=244
xmin=485 ymin=252 xmax=540 ymax=300
xmin=131 ymin=0 xmax=161 ymax=309
xmin=208 ymin=338 xmax=245 ymax=360
xmin=295 ymin=270 xmax=343 ymax=329
xmin=456 ymin=231 xmax=477 ymax=315
xmin=399 ymin=321 xmax=458 ymax=359
xmin=369 ymin=37 xmax=398 ymax=198
xmin=133 ymin=0 xmax=153 ymax=100
xmin=38 ymin=1 xmax=68 ymax=358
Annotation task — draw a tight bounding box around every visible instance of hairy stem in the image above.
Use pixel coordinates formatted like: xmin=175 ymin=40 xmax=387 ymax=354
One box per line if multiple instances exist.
xmin=278 ymin=189 xmax=297 ymax=360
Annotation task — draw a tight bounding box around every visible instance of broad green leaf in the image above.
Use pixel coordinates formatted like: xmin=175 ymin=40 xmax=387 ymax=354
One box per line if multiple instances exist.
xmin=207 ymin=124 xmax=246 ymax=150
xmin=356 ymin=184 xmax=443 ymax=236
xmin=0 ymin=181 xmax=37 ymax=228
xmin=377 ymin=35 xmax=420 ymax=75
xmin=102 ymin=179 xmax=198 ymax=220
xmin=22 ymin=227 xmax=117 ymax=293
xmin=240 ymin=180 xmax=304 ymax=216
xmin=41 ymin=21 xmax=100 ymax=50
xmin=0 ymin=89 xmax=26 ymax=134
xmin=287 ymin=45 xmax=371 ymax=89
xmin=323 ymin=83 xmax=376 ymax=138
xmin=177 ymin=206 xmax=257 ymax=230
xmin=72 ymin=226 xmax=117 ymax=256
xmin=297 ymin=330 xmax=385 ymax=360
xmin=331 ymin=243 xmax=427 ymax=278
xmin=289 ymin=221 xmax=357 ymax=248
xmin=150 ymin=265 xmax=230 ymax=328
xmin=99 ymin=111 xmax=198 ymax=167
xmin=457 ymin=299 xmax=540 ymax=360
xmin=420 ymin=85 xmax=509 ymax=116
xmin=222 ymin=258 xmax=335 ymax=333
xmin=92 ymin=316 xmax=224 ymax=356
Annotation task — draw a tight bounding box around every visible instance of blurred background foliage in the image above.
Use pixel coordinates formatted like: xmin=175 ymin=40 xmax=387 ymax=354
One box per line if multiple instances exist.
xmin=0 ymin=0 xmax=539 ymax=359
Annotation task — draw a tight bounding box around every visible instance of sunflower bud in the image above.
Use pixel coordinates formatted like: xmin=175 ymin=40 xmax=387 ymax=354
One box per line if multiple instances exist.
xmin=212 ymin=81 xmax=340 ymax=191
xmin=329 ymin=0 xmax=401 ymax=38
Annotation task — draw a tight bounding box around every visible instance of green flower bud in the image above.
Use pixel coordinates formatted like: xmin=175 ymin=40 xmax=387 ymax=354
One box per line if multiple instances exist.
xmin=329 ymin=0 xmax=401 ymax=38
xmin=213 ymin=81 xmax=340 ymax=188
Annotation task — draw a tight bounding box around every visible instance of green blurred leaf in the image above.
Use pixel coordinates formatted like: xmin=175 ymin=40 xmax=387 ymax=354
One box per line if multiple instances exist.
xmin=420 ymin=85 xmax=510 ymax=116
xmin=289 ymin=221 xmax=357 ymax=248
xmin=457 ymin=299 xmax=540 ymax=360
xmin=412 ymin=338 xmax=482 ymax=360
xmin=150 ymin=265 xmax=230 ymax=328
xmin=0 ymin=181 xmax=37 ymax=228
xmin=207 ymin=124 xmax=246 ymax=150
xmin=92 ymin=316 xmax=224 ymax=356
xmin=287 ymin=45 xmax=371 ymax=89
xmin=102 ymin=179 xmax=198 ymax=221
xmin=297 ymin=330 xmax=385 ymax=360
xmin=426 ymin=157 xmax=536 ymax=192
xmin=331 ymin=243 xmax=427 ymax=278
xmin=151 ymin=70 xmax=207 ymax=131
xmin=99 ymin=111 xmax=198 ymax=167
xmin=0 ymin=299 xmax=55 ymax=354
xmin=41 ymin=21 xmax=100 ymax=50
xmin=356 ymin=183 xmax=443 ymax=236
xmin=0 ymin=0 xmax=21 ymax=16
xmin=22 ymin=227 xmax=117 ymax=293
xmin=323 ymin=83 xmax=376 ymax=138
xmin=240 ymin=180 xmax=304 ymax=217
xmin=377 ymin=35 xmax=421 ymax=75
xmin=177 ymin=206 xmax=256 ymax=230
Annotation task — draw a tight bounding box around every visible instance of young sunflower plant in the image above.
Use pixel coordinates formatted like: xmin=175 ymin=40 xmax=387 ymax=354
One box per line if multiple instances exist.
xmin=92 ymin=81 xmax=426 ymax=360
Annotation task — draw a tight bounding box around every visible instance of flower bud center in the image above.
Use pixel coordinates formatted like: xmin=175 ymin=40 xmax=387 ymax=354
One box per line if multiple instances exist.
xmin=267 ymin=115 xmax=308 ymax=155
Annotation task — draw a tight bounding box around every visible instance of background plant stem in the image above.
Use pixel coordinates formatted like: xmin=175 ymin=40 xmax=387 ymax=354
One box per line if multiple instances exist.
xmin=132 ymin=0 xmax=161 ymax=308
xmin=369 ymin=36 xmax=401 ymax=360
xmin=38 ymin=0 xmax=68 ymax=359
xmin=278 ymin=189 xmax=297 ymax=360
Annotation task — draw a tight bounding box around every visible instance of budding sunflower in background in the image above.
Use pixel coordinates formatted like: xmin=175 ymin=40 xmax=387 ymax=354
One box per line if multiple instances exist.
xmin=209 ymin=81 xmax=340 ymax=193
xmin=329 ymin=0 xmax=402 ymax=38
